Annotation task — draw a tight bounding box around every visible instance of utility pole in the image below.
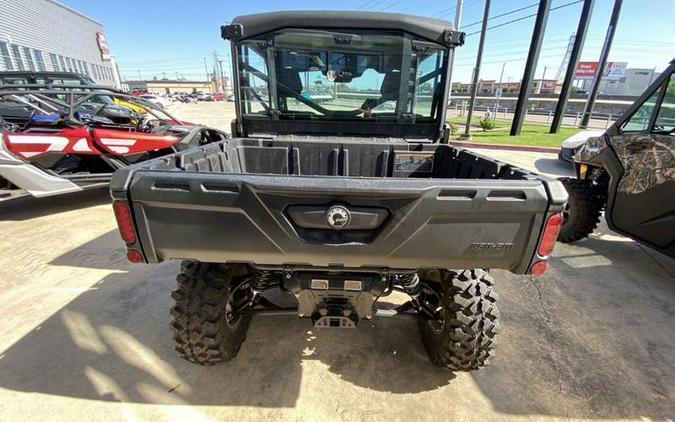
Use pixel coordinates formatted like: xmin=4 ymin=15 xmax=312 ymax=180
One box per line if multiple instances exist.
xmin=447 ymin=0 xmax=464 ymax=103
xmin=494 ymin=62 xmax=505 ymax=116
xmin=536 ymin=66 xmax=548 ymax=94
xmin=510 ymin=0 xmax=551 ymax=136
xmin=463 ymin=0 xmax=490 ymax=137
xmin=203 ymin=57 xmax=210 ymax=81
xmin=554 ymin=34 xmax=576 ymax=82
xmin=550 ymin=0 xmax=594 ymax=133
xmin=213 ymin=51 xmax=222 ymax=93
xmin=137 ymin=70 xmax=142 ymax=81
xmin=219 ymin=59 xmax=225 ymax=92
xmin=580 ymin=0 xmax=622 ymax=128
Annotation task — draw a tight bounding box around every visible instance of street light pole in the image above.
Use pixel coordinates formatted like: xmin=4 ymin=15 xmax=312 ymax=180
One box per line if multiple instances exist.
xmin=494 ymin=62 xmax=505 ymax=116
xmin=463 ymin=0 xmax=491 ymax=137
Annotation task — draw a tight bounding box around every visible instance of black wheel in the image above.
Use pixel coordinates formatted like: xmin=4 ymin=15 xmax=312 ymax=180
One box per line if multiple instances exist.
xmin=558 ymin=177 xmax=605 ymax=243
xmin=170 ymin=261 xmax=252 ymax=365
xmin=418 ymin=269 xmax=500 ymax=371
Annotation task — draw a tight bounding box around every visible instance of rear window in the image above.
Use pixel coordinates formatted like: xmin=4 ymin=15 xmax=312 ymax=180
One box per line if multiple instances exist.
xmin=236 ymin=29 xmax=448 ymax=123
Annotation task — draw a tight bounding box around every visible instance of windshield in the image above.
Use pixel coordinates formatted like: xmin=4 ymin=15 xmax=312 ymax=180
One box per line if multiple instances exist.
xmin=236 ymin=29 xmax=447 ymax=122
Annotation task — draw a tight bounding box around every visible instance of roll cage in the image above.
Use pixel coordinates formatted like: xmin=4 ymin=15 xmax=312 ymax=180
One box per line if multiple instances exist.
xmin=0 ymin=84 xmax=184 ymax=131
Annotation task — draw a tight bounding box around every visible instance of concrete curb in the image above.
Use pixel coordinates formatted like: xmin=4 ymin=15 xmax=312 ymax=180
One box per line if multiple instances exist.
xmin=449 ymin=140 xmax=559 ymax=154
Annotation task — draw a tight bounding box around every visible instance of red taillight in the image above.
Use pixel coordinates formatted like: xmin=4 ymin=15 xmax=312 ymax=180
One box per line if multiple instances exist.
xmin=537 ymin=212 xmax=563 ymax=257
xmin=530 ymin=261 xmax=548 ymax=276
xmin=112 ymin=200 xmax=136 ymax=244
xmin=126 ymin=249 xmax=144 ymax=263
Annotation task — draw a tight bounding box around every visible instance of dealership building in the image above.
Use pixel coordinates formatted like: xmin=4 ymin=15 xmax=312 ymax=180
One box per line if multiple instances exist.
xmin=0 ymin=0 xmax=120 ymax=87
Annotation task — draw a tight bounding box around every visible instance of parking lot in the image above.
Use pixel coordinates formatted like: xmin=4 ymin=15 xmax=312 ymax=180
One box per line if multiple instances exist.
xmin=0 ymin=102 xmax=673 ymax=421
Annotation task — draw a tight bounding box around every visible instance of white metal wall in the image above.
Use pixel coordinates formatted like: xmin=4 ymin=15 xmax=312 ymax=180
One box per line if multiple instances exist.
xmin=0 ymin=0 xmax=115 ymax=85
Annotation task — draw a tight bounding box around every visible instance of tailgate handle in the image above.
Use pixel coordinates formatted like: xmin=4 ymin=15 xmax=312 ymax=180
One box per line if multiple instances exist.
xmin=287 ymin=205 xmax=389 ymax=230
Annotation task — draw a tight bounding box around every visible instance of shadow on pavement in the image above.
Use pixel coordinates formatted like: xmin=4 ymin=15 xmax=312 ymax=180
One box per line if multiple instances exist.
xmin=0 ymin=188 xmax=110 ymax=221
xmin=0 ymin=231 xmax=454 ymax=407
xmin=534 ymin=158 xmax=574 ymax=177
xmin=0 ymin=226 xmax=673 ymax=417
xmin=472 ymin=223 xmax=675 ymax=418
xmin=49 ymin=229 xmax=128 ymax=271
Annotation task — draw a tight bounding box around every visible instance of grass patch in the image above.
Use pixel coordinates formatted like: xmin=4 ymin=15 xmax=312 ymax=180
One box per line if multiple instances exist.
xmin=448 ymin=116 xmax=581 ymax=148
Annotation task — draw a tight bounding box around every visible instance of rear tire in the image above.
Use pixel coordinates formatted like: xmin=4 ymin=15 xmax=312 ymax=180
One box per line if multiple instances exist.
xmin=170 ymin=261 xmax=251 ymax=365
xmin=558 ymin=177 xmax=605 ymax=243
xmin=418 ymin=269 xmax=500 ymax=371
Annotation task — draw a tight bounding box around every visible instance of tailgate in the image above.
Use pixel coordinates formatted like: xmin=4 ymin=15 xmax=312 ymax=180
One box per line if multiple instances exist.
xmin=117 ymin=171 xmax=565 ymax=274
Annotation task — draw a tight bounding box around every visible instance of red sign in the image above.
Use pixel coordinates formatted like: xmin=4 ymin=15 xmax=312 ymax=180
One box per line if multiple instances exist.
xmin=576 ymin=61 xmax=598 ymax=77
xmin=96 ymin=32 xmax=111 ymax=61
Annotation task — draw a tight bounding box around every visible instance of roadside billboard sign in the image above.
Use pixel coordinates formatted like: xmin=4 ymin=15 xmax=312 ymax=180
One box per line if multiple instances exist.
xmin=576 ymin=61 xmax=627 ymax=80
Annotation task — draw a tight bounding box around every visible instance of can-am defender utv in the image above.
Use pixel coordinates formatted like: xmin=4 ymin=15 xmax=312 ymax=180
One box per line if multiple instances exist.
xmin=558 ymin=59 xmax=675 ymax=258
xmin=110 ymin=11 xmax=568 ymax=371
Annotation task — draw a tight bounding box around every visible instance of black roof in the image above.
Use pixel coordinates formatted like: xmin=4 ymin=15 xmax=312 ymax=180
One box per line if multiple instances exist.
xmin=223 ymin=10 xmax=463 ymax=47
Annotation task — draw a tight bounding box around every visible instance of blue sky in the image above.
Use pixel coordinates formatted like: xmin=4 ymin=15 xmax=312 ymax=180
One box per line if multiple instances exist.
xmin=62 ymin=0 xmax=674 ymax=83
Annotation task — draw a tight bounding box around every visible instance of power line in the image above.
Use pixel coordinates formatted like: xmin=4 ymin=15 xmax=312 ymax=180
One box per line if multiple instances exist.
xmin=466 ymin=0 xmax=583 ymax=36
xmin=380 ymin=0 xmax=411 ymax=11
xmin=462 ymin=2 xmax=539 ymax=28
xmin=362 ymin=0 xmax=388 ymax=10
xmin=431 ymin=0 xmax=481 ymax=18
xmin=357 ymin=0 xmax=380 ymax=10
xmin=119 ymin=56 xmax=206 ymax=65
xmin=453 ymin=53 xmax=574 ymax=68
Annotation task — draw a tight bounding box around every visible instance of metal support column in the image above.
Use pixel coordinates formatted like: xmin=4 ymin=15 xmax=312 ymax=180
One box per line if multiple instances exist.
xmin=580 ymin=0 xmax=622 ymax=128
xmin=550 ymin=0 xmax=594 ymax=133
xmin=510 ymin=0 xmax=551 ymax=136
xmin=463 ymin=0 xmax=491 ymax=137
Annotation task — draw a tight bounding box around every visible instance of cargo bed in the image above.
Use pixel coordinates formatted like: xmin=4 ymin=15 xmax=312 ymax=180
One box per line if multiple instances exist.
xmin=110 ymin=138 xmax=567 ymax=274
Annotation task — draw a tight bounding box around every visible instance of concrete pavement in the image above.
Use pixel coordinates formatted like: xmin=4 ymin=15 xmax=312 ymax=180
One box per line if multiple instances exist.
xmin=0 ymin=103 xmax=674 ymax=422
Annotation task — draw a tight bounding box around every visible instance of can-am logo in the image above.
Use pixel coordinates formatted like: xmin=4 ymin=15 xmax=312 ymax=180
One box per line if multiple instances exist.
xmin=469 ymin=242 xmax=514 ymax=251
xmin=326 ymin=205 xmax=351 ymax=230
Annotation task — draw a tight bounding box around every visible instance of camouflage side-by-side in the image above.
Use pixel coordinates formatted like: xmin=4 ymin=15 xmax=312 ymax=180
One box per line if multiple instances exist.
xmin=574 ymin=133 xmax=675 ymax=195
xmin=612 ymin=134 xmax=675 ymax=194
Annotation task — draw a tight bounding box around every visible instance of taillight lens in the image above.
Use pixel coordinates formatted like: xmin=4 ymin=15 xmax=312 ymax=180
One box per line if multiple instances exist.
xmin=126 ymin=249 xmax=144 ymax=263
xmin=112 ymin=200 xmax=136 ymax=244
xmin=530 ymin=261 xmax=548 ymax=276
xmin=537 ymin=212 xmax=563 ymax=257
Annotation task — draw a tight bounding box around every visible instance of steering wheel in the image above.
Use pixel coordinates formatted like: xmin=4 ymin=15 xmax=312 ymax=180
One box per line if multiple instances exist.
xmin=135 ymin=114 xmax=151 ymax=132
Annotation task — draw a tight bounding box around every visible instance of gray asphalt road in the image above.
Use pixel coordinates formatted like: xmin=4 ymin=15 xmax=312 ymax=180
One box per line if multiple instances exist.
xmin=0 ymin=104 xmax=673 ymax=421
